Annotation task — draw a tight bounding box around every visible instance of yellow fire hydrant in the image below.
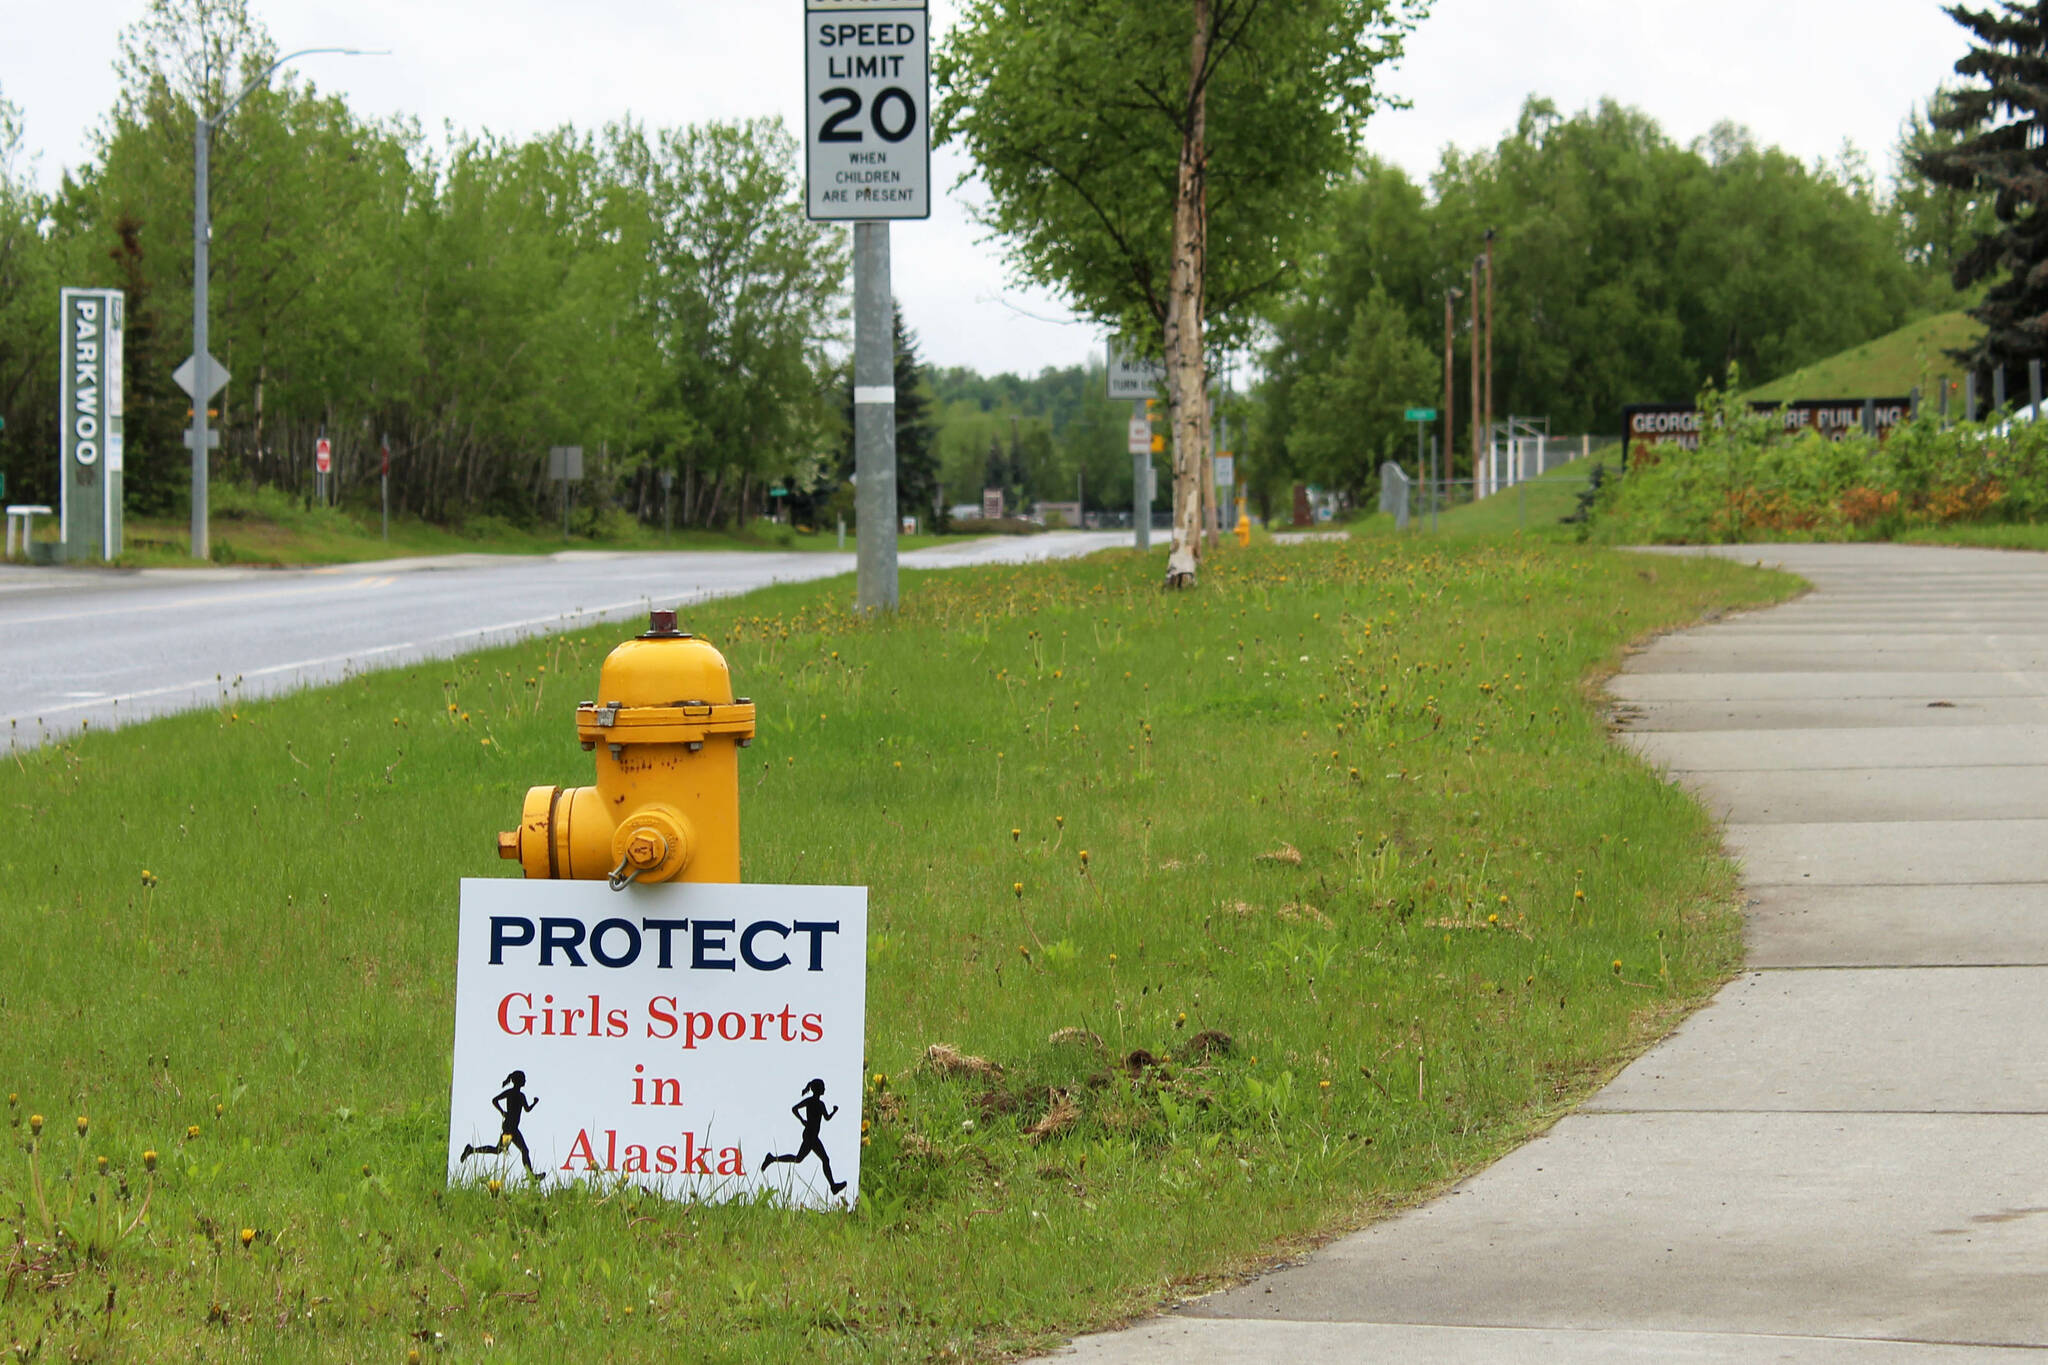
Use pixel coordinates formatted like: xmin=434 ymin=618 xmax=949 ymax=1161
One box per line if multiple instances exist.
xmin=496 ymin=610 xmax=755 ymax=887
xmin=1234 ymin=509 xmax=1252 ymax=547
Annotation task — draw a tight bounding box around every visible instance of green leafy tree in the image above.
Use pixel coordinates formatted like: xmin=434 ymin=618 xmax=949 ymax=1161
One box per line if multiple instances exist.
xmin=833 ymin=305 xmax=943 ymax=530
xmin=1893 ymin=85 xmax=1995 ymax=289
xmin=937 ymin=0 xmax=1420 ymax=585
xmin=1916 ymin=1 xmax=2048 ymax=378
xmin=1284 ymin=286 xmax=1436 ymax=497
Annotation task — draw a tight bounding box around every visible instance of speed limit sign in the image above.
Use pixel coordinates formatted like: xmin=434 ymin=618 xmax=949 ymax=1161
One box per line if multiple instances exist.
xmin=805 ymin=0 xmax=929 ymax=221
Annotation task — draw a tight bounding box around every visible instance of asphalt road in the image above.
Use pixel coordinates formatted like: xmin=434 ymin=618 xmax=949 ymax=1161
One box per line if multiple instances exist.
xmin=0 ymin=531 xmax=1126 ymax=745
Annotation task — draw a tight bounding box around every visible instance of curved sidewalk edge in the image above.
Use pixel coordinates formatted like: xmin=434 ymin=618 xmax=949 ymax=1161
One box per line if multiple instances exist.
xmin=1052 ymin=543 xmax=2048 ymax=1362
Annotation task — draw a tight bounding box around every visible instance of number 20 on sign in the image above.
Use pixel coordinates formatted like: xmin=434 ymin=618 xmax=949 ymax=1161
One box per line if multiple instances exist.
xmin=805 ymin=0 xmax=931 ymax=221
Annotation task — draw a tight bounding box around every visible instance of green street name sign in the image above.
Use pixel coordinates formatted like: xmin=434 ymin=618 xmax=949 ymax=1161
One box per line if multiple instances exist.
xmin=1404 ymin=407 xmax=1437 ymax=422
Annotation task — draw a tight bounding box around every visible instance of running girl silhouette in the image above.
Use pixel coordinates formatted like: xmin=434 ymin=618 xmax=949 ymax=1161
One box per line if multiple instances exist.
xmin=460 ymin=1070 xmax=541 ymax=1176
xmin=760 ymin=1078 xmax=846 ymax=1194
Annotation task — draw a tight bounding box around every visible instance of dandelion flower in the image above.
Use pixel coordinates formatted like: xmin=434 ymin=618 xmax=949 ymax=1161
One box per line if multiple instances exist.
xmin=29 ymin=1114 xmax=43 ymax=1136
xmin=239 ymin=1228 xmax=255 ymax=1247
xmin=143 ymin=1150 xmax=158 ymax=1171
xmin=75 ymin=1115 xmax=88 ymax=1137
xmin=186 ymin=1125 xmax=200 ymax=1140
xmin=1013 ymin=882 xmax=1024 ymax=897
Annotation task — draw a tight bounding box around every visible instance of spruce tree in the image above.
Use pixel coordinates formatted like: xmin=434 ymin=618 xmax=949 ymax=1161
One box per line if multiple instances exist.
xmin=1919 ymin=2 xmax=2048 ymax=377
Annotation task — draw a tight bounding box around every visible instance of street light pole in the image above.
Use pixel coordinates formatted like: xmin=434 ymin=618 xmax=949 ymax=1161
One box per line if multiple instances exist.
xmin=189 ymin=45 xmax=385 ymax=562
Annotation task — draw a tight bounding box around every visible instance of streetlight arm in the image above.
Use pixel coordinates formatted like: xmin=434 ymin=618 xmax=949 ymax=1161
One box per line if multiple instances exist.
xmin=211 ymin=46 xmax=390 ymax=126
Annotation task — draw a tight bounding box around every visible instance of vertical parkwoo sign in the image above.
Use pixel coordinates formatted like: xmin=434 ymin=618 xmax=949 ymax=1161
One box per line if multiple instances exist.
xmin=448 ymin=880 xmax=867 ymax=1209
xmin=59 ymin=288 xmax=124 ymax=562
xmin=805 ymin=0 xmax=930 ymax=220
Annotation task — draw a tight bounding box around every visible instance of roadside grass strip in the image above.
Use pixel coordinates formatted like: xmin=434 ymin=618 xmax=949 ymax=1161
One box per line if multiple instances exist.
xmin=0 ymin=541 xmax=1794 ymax=1361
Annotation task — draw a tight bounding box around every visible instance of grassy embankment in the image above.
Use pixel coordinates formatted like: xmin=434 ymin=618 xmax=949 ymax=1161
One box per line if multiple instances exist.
xmin=18 ymin=482 xmax=966 ymax=569
xmin=1743 ymin=311 xmax=1981 ymax=403
xmin=1345 ymin=454 xmax=1602 ymax=543
xmin=0 ymin=538 xmax=1794 ymax=1360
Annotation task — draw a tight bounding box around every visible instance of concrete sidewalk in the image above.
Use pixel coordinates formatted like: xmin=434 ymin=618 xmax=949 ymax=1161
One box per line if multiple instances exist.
xmin=1056 ymin=543 xmax=2048 ymax=1362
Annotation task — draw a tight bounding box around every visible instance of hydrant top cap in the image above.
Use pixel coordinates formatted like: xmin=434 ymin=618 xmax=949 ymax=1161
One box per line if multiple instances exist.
xmin=597 ymin=633 xmax=737 ymax=708
xmin=641 ymin=610 xmax=690 ymax=640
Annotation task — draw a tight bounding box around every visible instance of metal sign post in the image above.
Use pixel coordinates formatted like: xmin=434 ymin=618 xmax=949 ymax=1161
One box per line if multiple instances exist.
xmin=380 ymin=435 xmax=391 ymax=540
xmin=1405 ymin=407 xmax=1436 ymax=487
xmin=1128 ymin=403 xmax=1151 ymax=551
xmin=807 ymin=0 xmax=930 ymax=613
xmin=60 ymin=288 xmax=125 ymax=563
xmin=549 ymin=446 xmax=584 ymax=539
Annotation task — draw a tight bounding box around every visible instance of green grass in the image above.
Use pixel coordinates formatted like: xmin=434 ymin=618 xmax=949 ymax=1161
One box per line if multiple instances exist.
xmin=0 ymin=540 xmax=1796 ymax=1360
xmin=1744 ymin=311 xmax=1981 ymax=403
xmin=31 ymin=482 xmax=973 ymax=568
xmin=1898 ymin=522 xmax=2048 ymax=552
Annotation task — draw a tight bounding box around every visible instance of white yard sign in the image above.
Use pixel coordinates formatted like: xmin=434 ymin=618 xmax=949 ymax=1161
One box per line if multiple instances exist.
xmin=806 ymin=0 xmax=930 ymax=221
xmin=448 ymin=879 xmax=867 ymax=1209
xmin=1107 ymin=337 xmax=1165 ymax=401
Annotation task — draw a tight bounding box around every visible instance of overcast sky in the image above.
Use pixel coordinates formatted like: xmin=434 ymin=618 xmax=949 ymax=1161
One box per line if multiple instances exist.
xmin=2 ymin=1 xmax=1970 ymax=378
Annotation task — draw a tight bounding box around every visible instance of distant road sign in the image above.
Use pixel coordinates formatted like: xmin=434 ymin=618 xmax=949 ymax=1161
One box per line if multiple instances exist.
xmin=1404 ymin=407 xmax=1437 ymax=422
xmin=1214 ymin=454 xmax=1235 ymax=485
xmin=315 ymin=436 xmax=332 ymax=475
xmin=548 ymin=446 xmax=584 ymax=481
xmin=173 ymin=352 xmax=230 ymax=403
xmin=805 ymin=0 xmax=930 ymax=221
xmin=1108 ymin=338 xmax=1165 ymax=400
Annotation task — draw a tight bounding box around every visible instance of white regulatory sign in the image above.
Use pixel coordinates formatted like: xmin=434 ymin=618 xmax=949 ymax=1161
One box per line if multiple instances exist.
xmin=805 ymin=1 xmax=930 ymax=221
xmin=1107 ymin=337 xmax=1165 ymax=400
xmin=1127 ymin=416 xmax=1152 ymax=456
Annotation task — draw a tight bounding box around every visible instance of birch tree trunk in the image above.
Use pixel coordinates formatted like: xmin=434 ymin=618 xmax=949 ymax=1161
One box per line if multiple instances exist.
xmin=1162 ymin=0 xmax=1212 ymax=588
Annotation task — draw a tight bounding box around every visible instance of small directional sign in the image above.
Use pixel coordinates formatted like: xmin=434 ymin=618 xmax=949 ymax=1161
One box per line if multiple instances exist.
xmin=1404 ymin=407 xmax=1437 ymax=422
xmin=1127 ymin=415 xmax=1152 ymax=456
xmin=173 ymin=352 xmax=230 ymax=403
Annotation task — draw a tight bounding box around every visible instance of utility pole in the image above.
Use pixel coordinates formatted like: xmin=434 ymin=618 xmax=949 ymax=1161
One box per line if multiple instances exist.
xmin=1484 ymin=228 xmax=1496 ymax=499
xmin=1443 ymin=287 xmax=1459 ymax=496
xmin=853 ymin=221 xmax=898 ymax=612
xmin=1469 ymin=258 xmax=1481 ymax=498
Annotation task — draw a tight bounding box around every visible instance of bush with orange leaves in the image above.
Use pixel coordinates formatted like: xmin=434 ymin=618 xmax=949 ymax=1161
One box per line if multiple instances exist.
xmin=1837 ymin=487 xmax=1899 ymax=527
xmin=1926 ymin=479 xmax=2005 ymax=523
